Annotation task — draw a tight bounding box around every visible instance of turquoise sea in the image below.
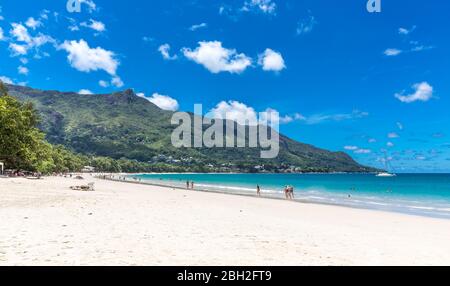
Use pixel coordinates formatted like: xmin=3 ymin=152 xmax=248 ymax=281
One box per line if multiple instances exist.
xmin=131 ymin=173 xmax=450 ymax=219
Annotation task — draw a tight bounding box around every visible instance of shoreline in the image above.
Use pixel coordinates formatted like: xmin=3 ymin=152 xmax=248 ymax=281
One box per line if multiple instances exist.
xmin=105 ymin=174 xmax=450 ymax=220
xmin=2 ymin=176 xmax=450 ymax=265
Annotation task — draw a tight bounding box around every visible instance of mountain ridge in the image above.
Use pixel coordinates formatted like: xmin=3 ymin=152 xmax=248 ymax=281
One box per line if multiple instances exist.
xmin=6 ymin=83 xmax=378 ymax=173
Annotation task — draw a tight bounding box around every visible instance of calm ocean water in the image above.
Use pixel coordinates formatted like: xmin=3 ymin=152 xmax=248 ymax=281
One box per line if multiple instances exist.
xmin=132 ymin=173 xmax=450 ymax=219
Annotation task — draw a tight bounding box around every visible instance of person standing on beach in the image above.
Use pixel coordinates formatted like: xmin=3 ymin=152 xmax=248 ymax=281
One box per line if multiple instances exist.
xmin=289 ymin=186 xmax=295 ymax=200
xmin=284 ymin=186 xmax=289 ymax=200
xmin=191 ymin=181 xmax=195 ymax=190
xmin=186 ymin=181 xmax=190 ymax=189
xmin=257 ymin=185 xmax=261 ymax=197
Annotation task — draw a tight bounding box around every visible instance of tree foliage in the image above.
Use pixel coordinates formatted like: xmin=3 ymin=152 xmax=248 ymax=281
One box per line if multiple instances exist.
xmin=0 ymin=82 xmax=84 ymax=173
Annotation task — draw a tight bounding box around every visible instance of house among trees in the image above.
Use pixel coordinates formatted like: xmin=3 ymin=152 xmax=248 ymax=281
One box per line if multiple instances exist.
xmin=82 ymin=166 xmax=96 ymax=173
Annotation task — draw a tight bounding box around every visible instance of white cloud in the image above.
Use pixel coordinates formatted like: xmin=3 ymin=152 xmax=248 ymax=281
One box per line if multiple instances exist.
xmin=99 ymin=80 xmax=109 ymax=87
xmin=272 ymin=112 xmax=304 ymax=124
xmin=79 ymin=0 xmax=98 ymax=13
xmin=368 ymin=138 xmax=377 ymax=143
xmin=410 ymin=45 xmax=434 ymax=52
xmin=344 ymin=146 xmax=359 ymax=151
xmin=388 ymin=132 xmax=399 ymax=139
xmin=25 ymin=17 xmax=42 ymax=30
xmin=18 ymin=66 xmax=29 ymax=75
xmin=207 ymin=101 xmax=298 ymax=128
xmin=138 ymin=93 xmax=179 ymax=111
xmin=78 ymin=89 xmax=93 ymax=95
xmin=189 ymin=23 xmax=207 ymax=31
xmin=182 ymin=41 xmax=252 ymax=74
xmin=8 ymin=23 xmax=55 ymax=56
xmin=69 ymin=25 xmax=80 ymax=32
xmin=111 ymin=76 xmax=124 ymax=88
xmin=384 ymin=48 xmax=402 ymax=56
xmin=142 ymin=36 xmax=154 ymax=42
xmin=398 ymin=26 xmax=416 ymax=35
xmin=0 ymin=76 xmax=14 ymax=84
xmin=80 ymin=19 xmax=106 ymax=33
xmin=158 ymin=44 xmax=177 ymax=60
xmin=387 ymin=142 xmax=394 ymax=147
xmin=397 ymin=122 xmax=404 ymax=130
xmin=258 ymin=48 xmax=286 ymax=72
xmin=59 ymin=39 xmax=119 ymax=76
xmin=9 ymin=43 xmax=28 ymax=56
xmin=398 ymin=28 xmax=409 ymax=35
xmin=242 ymin=0 xmax=276 ymax=15
xmin=296 ymin=15 xmax=317 ymax=35
xmin=395 ymin=82 xmax=433 ymax=103
xmin=208 ymin=100 xmax=259 ymax=125
xmin=0 ymin=27 xmax=4 ymax=40
xmin=302 ymin=110 xmax=369 ymax=125
xmin=10 ymin=23 xmax=32 ymax=43
xmin=344 ymin=145 xmax=371 ymax=154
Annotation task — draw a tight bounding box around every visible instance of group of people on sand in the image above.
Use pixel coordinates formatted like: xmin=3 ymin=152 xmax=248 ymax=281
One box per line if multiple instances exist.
xmin=186 ymin=180 xmax=195 ymax=190
xmin=284 ymin=185 xmax=295 ymax=200
xmin=256 ymin=185 xmax=295 ymax=200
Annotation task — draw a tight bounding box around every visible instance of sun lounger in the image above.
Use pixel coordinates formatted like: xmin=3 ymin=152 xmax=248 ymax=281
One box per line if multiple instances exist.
xmin=71 ymin=182 xmax=95 ymax=192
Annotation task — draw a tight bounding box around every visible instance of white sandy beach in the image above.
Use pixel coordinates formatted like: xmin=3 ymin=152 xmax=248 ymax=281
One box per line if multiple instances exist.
xmin=1 ymin=176 xmax=450 ymax=266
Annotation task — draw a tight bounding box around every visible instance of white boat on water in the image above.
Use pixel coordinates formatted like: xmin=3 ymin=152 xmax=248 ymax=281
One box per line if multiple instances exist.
xmin=376 ymin=172 xmax=396 ymax=177
xmin=376 ymin=152 xmax=396 ymax=177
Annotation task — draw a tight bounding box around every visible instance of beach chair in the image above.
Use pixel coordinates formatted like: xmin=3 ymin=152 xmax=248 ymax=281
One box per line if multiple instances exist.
xmin=71 ymin=182 xmax=95 ymax=192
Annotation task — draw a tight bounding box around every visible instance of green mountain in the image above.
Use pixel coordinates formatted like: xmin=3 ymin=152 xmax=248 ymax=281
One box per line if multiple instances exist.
xmin=6 ymin=84 xmax=377 ymax=173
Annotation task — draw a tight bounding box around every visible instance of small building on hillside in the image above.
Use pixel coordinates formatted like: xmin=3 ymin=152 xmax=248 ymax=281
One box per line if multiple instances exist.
xmin=81 ymin=166 xmax=96 ymax=173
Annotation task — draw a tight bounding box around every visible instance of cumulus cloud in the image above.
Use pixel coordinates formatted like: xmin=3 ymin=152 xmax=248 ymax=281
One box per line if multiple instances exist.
xmin=18 ymin=66 xmax=29 ymax=75
xmin=0 ymin=76 xmax=14 ymax=84
xmin=138 ymin=93 xmax=179 ymax=111
xmin=25 ymin=17 xmax=42 ymax=30
xmin=189 ymin=23 xmax=207 ymax=31
xmin=182 ymin=41 xmax=252 ymax=74
xmin=258 ymin=48 xmax=286 ymax=72
xmin=384 ymin=48 xmax=402 ymax=56
xmin=0 ymin=27 xmax=4 ymax=40
xmin=111 ymin=76 xmax=124 ymax=88
xmin=9 ymin=43 xmax=28 ymax=56
xmin=242 ymin=0 xmax=277 ymax=15
xmin=387 ymin=142 xmax=395 ymax=147
xmin=98 ymin=80 xmax=109 ymax=87
xmin=158 ymin=44 xmax=177 ymax=60
xmin=80 ymin=19 xmax=106 ymax=33
xmin=208 ymin=100 xmax=259 ymax=125
xmin=10 ymin=23 xmax=32 ymax=43
xmin=78 ymin=89 xmax=93 ymax=95
xmin=8 ymin=23 xmax=55 ymax=56
xmin=395 ymin=82 xmax=433 ymax=103
xmin=59 ymin=39 xmax=119 ymax=76
xmin=207 ymin=100 xmax=300 ymax=128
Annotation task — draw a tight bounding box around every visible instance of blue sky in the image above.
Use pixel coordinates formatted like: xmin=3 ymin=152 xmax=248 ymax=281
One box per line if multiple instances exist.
xmin=0 ymin=0 xmax=449 ymax=172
